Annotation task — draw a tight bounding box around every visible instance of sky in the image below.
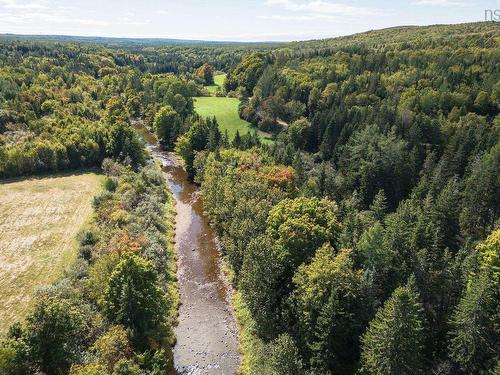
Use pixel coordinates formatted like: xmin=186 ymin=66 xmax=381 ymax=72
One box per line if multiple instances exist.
xmin=0 ymin=0 xmax=499 ymax=42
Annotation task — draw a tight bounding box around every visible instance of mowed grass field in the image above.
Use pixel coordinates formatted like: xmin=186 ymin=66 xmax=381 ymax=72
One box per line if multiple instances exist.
xmin=194 ymin=96 xmax=273 ymax=144
xmin=0 ymin=173 xmax=102 ymax=333
xmin=205 ymin=73 xmax=227 ymax=94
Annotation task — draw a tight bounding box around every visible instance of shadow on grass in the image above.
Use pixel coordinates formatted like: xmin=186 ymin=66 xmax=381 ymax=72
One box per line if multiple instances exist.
xmin=0 ymin=167 xmax=102 ymax=185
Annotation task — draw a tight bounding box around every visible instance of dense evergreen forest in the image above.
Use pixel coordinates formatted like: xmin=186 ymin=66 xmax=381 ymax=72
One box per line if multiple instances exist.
xmin=0 ymin=22 xmax=499 ymax=374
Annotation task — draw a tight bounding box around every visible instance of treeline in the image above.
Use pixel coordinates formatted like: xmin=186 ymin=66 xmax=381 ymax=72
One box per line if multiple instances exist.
xmin=0 ymin=40 xmax=209 ymax=178
xmin=197 ymin=23 xmax=499 ymax=374
xmin=0 ymin=38 xmax=274 ymax=180
xmin=135 ymin=43 xmax=280 ymax=75
xmin=0 ymin=159 xmax=178 ymax=374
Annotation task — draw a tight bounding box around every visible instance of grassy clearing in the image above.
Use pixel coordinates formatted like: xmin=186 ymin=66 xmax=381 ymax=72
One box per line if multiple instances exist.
xmin=214 ymin=73 xmax=226 ymax=87
xmin=194 ymin=96 xmax=273 ymax=144
xmin=0 ymin=172 xmax=103 ymax=333
xmin=205 ymin=73 xmax=227 ymax=94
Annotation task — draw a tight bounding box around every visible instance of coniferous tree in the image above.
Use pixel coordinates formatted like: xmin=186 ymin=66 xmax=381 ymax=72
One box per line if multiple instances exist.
xmin=292 ymin=151 xmax=305 ymax=185
xmin=233 ymin=130 xmax=242 ymax=149
xmin=360 ymin=284 xmax=426 ymax=375
xmin=449 ymin=229 xmax=500 ymax=373
xmin=369 ymin=190 xmax=387 ymax=222
xmin=449 ymin=273 xmax=499 ymax=373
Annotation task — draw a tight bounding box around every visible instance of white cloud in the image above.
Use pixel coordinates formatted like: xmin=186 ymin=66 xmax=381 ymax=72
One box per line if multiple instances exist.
xmin=257 ymin=14 xmax=337 ymax=21
xmin=264 ymin=0 xmax=386 ymax=17
xmin=1 ymin=4 xmax=150 ymax=30
xmin=0 ymin=0 xmax=150 ymax=30
xmin=412 ymin=0 xmax=470 ymax=7
xmin=0 ymin=0 xmax=48 ymax=10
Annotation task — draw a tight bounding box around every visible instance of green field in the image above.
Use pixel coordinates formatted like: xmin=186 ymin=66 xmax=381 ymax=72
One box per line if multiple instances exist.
xmin=0 ymin=173 xmax=102 ymax=333
xmin=205 ymin=73 xmax=227 ymax=94
xmin=194 ymin=96 xmax=273 ymax=143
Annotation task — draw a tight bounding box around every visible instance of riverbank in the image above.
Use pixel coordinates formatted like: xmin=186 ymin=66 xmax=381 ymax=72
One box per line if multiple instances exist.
xmin=136 ymin=122 xmax=241 ymax=374
xmin=163 ymin=175 xmax=180 ymax=348
xmin=219 ymin=261 xmax=269 ymax=375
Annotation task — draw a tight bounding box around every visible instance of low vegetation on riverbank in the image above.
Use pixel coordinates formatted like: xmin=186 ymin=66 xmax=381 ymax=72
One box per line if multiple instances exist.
xmin=0 ymin=172 xmax=103 ymax=334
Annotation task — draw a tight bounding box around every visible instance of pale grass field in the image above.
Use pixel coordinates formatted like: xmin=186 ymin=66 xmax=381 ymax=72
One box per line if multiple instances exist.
xmin=0 ymin=173 xmax=102 ymax=333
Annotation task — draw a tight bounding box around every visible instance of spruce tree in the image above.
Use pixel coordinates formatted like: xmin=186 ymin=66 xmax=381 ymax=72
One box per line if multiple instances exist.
xmin=369 ymin=190 xmax=388 ymax=222
xmin=233 ymin=130 xmax=242 ymax=149
xmin=449 ymin=229 xmax=500 ymax=373
xmin=360 ymin=284 xmax=426 ymax=375
xmin=292 ymin=151 xmax=305 ymax=185
xmin=449 ymin=273 xmax=498 ymax=373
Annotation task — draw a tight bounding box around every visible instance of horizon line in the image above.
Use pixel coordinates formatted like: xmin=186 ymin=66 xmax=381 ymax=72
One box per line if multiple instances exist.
xmin=0 ymin=22 xmax=489 ymax=44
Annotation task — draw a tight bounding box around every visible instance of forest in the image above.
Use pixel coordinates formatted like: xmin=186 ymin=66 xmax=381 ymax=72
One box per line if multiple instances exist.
xmin=0 ymin=21 xmax=499 ymax=375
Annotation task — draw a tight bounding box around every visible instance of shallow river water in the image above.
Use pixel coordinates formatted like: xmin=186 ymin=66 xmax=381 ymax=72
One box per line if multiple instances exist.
xmin=136 ymin=124 xmax=240 ymax=375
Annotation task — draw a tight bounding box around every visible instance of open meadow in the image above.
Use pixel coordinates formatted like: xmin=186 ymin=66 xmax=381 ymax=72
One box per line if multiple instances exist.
xmin=0 ymin=173 xmax=102 ymax=333
xmin=205 ymin=73 xmax=227 ymax=94
xmin=194 ymin=96 xmax=273 ymax=144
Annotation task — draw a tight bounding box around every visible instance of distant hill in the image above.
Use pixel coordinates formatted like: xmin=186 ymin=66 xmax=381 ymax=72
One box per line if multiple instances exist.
xmin=3 ymin=22 xmax=495 ymax=48
xmin=0 ymin=33 xmax=281 ymax=46
xmin=284 ymin=22 xmax=499 ymax=53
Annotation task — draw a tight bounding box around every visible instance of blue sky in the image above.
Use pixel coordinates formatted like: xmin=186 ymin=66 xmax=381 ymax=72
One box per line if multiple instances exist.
xmin=0 ymin=0 xmax=498 ymax=41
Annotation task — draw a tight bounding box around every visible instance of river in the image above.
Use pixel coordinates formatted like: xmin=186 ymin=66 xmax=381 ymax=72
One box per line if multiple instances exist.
xmin=135 ymin=123 xmax=240 ymax=375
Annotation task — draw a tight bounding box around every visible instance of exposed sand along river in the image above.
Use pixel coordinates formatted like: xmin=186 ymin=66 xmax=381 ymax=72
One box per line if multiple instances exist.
xmin=135 ymin=123 xmax=240 ymax=375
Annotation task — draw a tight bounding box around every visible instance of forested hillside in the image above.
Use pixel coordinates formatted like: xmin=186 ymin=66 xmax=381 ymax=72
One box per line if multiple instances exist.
xmin=0 ymin=22 xmax=498 ymax=375
xmin=192 ymin=22 xmax=499 ymax=374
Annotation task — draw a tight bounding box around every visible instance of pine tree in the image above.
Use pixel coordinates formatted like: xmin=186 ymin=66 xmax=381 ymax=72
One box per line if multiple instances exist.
xmin=206 ymin=118 xmax=221 ymax=151
xmin=309 ymin=290 xmax=347 ymax=373
xmin=449 ymin=229 xmax=500 ymax=373
xmin=319 ymin=124 xmax=334 ymax=160
xmin=449 ymin=273 xmax=498 ymax=373
xmin=221 ymin=129 xmax=230 ymax=148
xmin=360 ymin=284 xmax=426 ymax=375
xmin=318 ymin=162 xmax=327 ymax=197
xmin=233 ymin=130 xmax=242 ymax=149
xmin=369 ymin=190 xmax=388 ymax=222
